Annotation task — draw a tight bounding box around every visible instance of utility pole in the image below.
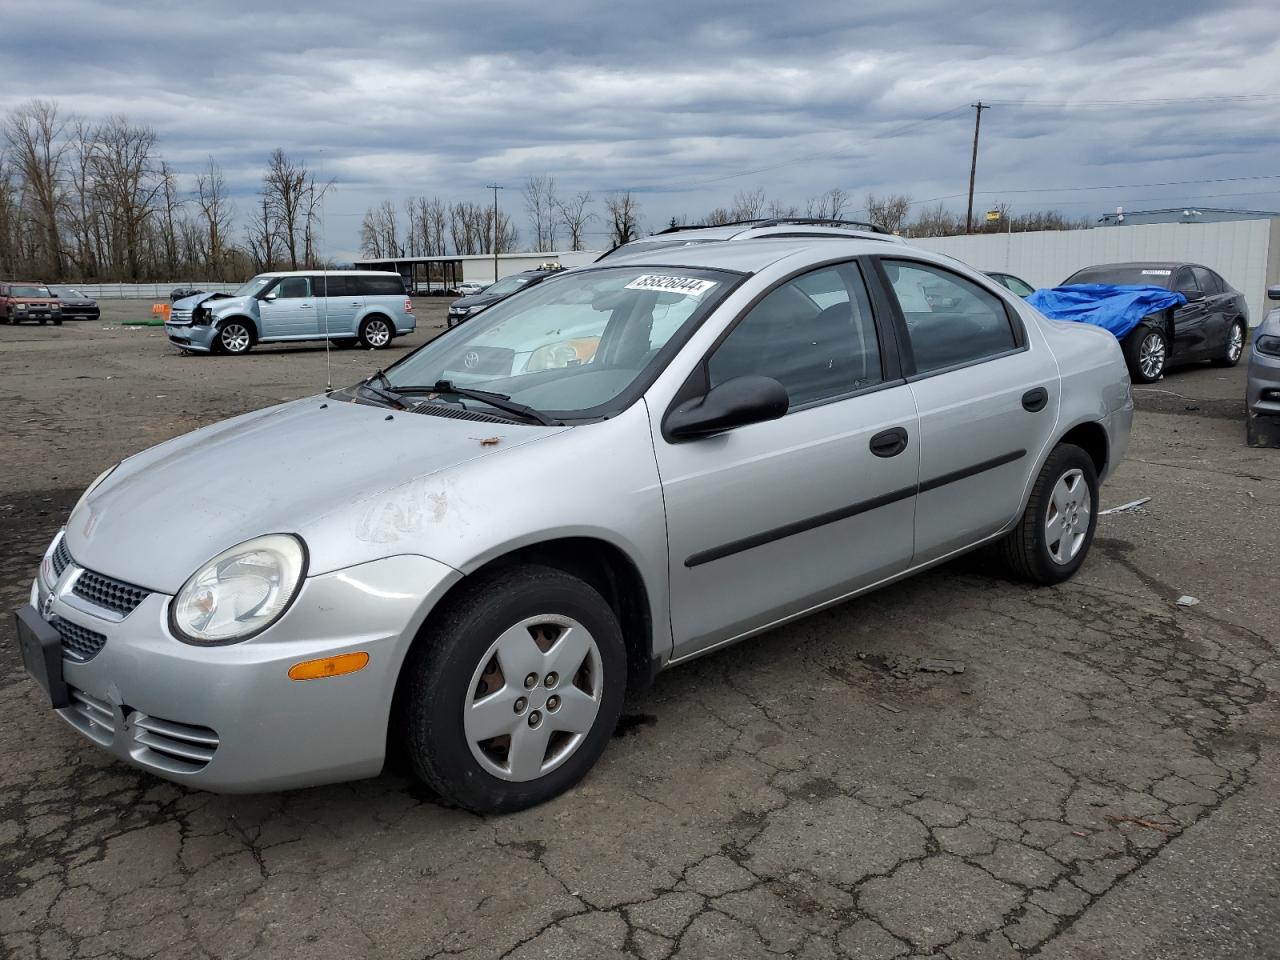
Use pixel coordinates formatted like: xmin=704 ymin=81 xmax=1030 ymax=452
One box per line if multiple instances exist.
xmin=965 ymin=102 xmax=990 ymax=234
xmin=485 ymin=184 xmax=503 ymax=282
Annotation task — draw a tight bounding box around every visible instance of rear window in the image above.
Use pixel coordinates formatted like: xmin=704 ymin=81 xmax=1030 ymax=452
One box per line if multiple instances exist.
xmin=1065 ymin=267 xmax=1173 ymax=288
xmin=356 ymin=275 xmax=406 ymax=296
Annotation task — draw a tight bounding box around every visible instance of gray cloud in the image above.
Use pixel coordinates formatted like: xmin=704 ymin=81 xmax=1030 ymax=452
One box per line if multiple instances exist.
xmin=5 ymin=0 xmax=1280 ymax=256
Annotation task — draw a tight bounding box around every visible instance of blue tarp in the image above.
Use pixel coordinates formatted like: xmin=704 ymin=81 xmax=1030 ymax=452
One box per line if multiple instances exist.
xmin=1027 ymin=284 xmax=1186 ymax=340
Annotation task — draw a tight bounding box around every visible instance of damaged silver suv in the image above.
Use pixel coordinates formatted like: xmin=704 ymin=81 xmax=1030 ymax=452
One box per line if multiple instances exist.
xmin=17 ymin=232 xmax=1132 ymax=812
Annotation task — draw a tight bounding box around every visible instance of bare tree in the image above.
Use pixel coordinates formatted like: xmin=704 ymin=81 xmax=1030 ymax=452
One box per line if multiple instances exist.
xmin=702 ymin=207 xmax=733 ymax=226
xmin=3 ymin=99 xmax=69 ymax=278
xmin=262 ymin=148 xmax=310 ymax=269
xmin=359 ymin=201 xmax=401 ymax=259
xmin=246 ymin=194 xmax=280 ymax=271
xmin=766 ymin=199 xmax=800 ymax=219
xmin=604 ymin=191 xmax=641 ymax=246
xmin=89 ymin=116 xmax=164 ymax=280
xmin=426 ymin=196 xmax=448 ymax=255
xmin=864 ymin=192 xmax=912 ymax=233
xmin=806 ymin=187 xmax=849 ymax=220
xmin=301 ymin=174 xmax=331 ymax=267
xmin=195 ymin=159 xmax=234 ymax=278
xmin=157 ymin=162 xmax=184 ymax=275
xmin=730 ymin=187 xmax=767 ymax=221
xmin=556 ymin=190 xmax=595 ymax=251
xmin=523 ymin=174 xmax=559 ymax=251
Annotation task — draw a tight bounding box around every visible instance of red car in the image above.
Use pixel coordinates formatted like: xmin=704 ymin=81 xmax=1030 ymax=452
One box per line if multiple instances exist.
xmin=0 ymin=281 xmax=63 ymax=325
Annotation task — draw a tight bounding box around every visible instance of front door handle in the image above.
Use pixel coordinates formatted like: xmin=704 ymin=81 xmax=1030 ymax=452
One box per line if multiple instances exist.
xmin=869 ymin=427 xmax=909 ymax=458
xmin=1022 ymin=387 xmax=1048 ymax=412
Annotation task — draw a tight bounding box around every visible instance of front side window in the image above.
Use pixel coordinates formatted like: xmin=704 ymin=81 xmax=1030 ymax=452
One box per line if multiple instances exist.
xmin=382 ymin=266 xmax=736 ymax=418
xmin=1173 ymin=268 xmax=1201 ymax=297
xmin=273 ymin=277 xmax=311 ymax=299
xmin=883 ymin=260 xmax=1018 ymax=374
xmin=708 ymin=264 xmax=882 ymax=407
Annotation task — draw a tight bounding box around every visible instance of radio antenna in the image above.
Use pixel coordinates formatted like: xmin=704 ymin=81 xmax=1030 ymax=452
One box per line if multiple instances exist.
xmin=317 ymin=153 xmax=333 ymax=393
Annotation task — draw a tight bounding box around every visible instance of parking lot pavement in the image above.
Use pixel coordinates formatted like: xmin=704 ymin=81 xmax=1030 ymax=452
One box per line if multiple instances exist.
xmin=1 ymin=312 xmax=1277 ymax=959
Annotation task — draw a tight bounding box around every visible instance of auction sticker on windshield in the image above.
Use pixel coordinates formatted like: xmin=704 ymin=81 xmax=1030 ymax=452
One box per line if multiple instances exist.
xmin=1141 ymin=270 xmax=1172 ymax=276
xmin=624 ymin=275 xmax=717 ymax=296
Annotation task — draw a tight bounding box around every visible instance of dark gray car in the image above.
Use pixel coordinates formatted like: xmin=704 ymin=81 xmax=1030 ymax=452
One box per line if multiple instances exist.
xmin=446 ymin=269 xmax=561 ymax=327
xmin=51 ymin=287 xmax=100 ymax=321
xmin=1062 ymin=262 xmax=1248 ymax=382
xmin=1247 ymin=285 xmax=1280 ymax=446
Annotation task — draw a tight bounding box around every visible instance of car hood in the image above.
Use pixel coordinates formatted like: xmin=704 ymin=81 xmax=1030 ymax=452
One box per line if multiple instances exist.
xmin=64 ymin=397 xmax=566 ymax=592
xmin=174 ymin=292 xmax=238 ymax=311
xmin=451 ymin=293 xmax=499 ymax=310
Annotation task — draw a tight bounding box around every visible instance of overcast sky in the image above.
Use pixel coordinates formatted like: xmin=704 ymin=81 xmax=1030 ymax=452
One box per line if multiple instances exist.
xmin=7 ymin=0 xmax=1280 ymax=259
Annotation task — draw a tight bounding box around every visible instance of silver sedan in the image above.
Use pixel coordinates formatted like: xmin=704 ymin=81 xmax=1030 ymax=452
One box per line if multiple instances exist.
xmin=17 ymin=233 xmax=1133 ymax=812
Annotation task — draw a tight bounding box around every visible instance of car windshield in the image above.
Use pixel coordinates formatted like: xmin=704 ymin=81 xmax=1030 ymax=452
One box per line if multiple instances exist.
xmin=11 ymin=285 xmax=50 ymax=297
xmin=233 ymin=276 xmax=276 ymax=297
xmin=483 ymin=274 xmax=535 ymax=298
xmin=58 ymin=288 xmax=84 ymax=298
xmin=383 ymin=265 xmax=738 ymax=418
xmin=1065 ymin=267 xmax=1173 ymax=288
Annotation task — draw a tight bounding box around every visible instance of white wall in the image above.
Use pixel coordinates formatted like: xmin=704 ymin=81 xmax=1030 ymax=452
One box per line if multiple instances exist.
xmin=911 ymin=219 xmax=1277 ymax=323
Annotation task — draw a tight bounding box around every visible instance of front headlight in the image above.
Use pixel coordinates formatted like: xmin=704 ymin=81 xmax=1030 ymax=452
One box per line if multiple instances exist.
xmin=171 ymin=534 xmax=307 ymax=645
xmin=527 ymin=338 xmax=600 ymax=372
xmin=1256 ymin=335 xmax=1280 ymax=357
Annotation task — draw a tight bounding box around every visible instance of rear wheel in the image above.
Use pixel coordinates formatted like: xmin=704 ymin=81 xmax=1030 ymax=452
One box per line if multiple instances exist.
xmin=358 ymin=315 xmax=393 ymax=349
xmin=216 ymin=320 xmax=253 ymax=355
xmin=1123 ymin=323 xmax=1167 ymax=383
xmin=400 ymin=565 xmax=626 ymax=813
xmin=1212 ymin=319 xmax=1246 ymax=367
xmin=995 ymin=443 xmax=1099 ymax=585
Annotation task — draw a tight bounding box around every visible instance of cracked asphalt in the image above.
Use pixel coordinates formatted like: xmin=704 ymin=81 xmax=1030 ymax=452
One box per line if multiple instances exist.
xmin=1 ymin=301 xmax=1277 ymax=959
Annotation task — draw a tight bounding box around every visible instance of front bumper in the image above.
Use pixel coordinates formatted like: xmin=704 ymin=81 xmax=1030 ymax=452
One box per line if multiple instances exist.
xmin=1246 ymin=345 xmax=1280 ymax=446
xmin=26 ymin=547 xmax=460 ymax=792
xmin=165 ymin=322 xmax=217 ymax=352
xmin=64 ymin=306 xmax=100 ymax=320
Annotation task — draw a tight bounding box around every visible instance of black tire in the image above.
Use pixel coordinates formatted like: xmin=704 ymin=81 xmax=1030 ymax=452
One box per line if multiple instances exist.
xmin=53 ymin=318 xmax=62 ymax=326
xmin=38 ymin=318 xmax=47 ymax=326
xmin=1121 ymin=322 xmax=1168 ymax=383
xmin=215 ymin=319 xmax=253 ymax=355
xmin=1212 ymin=318 xmax=1246 ymax=368
xmin=995 ymin=443 xmax=1100 ymax=586
xmin=358 ymin=314 xmax=394 ymax=349
xmin=400 ymin=565 xmax=627 ymax=814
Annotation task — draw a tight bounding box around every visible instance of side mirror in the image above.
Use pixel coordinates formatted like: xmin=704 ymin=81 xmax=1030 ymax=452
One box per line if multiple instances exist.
xmin=1181 ymin=290 xmax=1205 ymax=303
xmin=263 ymin=291 xmax=278 ymax=302
xmin=665 ymin=375 xmax=789 ymax=441
xmin=1268 ymin=285 xmax=1280 ymax=302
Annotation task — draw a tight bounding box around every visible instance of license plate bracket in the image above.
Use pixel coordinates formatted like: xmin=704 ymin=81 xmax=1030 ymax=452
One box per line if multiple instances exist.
xmin=15 ymin=604 xmax=70 ymax=709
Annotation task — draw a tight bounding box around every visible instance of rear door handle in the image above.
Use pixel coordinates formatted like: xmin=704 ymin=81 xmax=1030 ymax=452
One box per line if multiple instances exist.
xmin=1022 ymin=387 xmax=1048 ymax=412
xmin=869 ymin=427 xmax=909 ymax=458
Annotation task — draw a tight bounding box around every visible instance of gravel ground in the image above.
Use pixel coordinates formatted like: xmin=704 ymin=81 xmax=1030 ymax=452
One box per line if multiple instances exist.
xmin=0 ymin=301 xmax=1277 ymax=959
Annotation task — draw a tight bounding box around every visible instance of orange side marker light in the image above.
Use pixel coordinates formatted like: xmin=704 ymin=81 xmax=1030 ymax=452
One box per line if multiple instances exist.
xmin=288 ymin=652 xmax=370 ymax=681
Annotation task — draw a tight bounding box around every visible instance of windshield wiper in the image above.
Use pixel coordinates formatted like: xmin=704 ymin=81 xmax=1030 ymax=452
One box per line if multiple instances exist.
xmin=395 ymin=379 xmax=560 ymax=426
xmin=353 ymin=369 xmax=411 ymax=410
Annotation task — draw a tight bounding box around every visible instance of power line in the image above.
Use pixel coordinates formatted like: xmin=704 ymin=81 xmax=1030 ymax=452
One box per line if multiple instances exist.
xmin=987 ymin=93 xmax=1280 ymax=107
xmin=913 ymin=172 xmax=1280 ymax=206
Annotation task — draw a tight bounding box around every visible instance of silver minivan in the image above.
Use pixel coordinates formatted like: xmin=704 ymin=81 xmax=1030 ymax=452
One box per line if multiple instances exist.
xmin=165 ymin=270 xmax=416 ymax=355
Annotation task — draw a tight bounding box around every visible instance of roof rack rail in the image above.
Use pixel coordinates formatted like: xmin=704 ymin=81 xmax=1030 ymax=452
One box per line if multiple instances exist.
xmin=656 ymin=218 xmax=890 ymax=236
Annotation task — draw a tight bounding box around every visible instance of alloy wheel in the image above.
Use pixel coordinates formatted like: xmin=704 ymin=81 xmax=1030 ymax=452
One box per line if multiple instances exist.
xmin=365 ymin=319 xmax=391 ymax=347
xmin=1045 ymin=468 xmax=1091 ymax=565
xmin=463 ymin=614 xmax=603 ymax=782
xmin=1139 ymin=332 xmax=1166 ymax=380
xmin=220 ymin=323 xmax=250 ymax=353
xmin=1228 ymin=323 xmax=1244 ymax=362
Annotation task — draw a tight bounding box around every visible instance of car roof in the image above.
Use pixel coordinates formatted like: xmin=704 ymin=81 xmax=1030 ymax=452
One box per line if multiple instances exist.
xmin=1074 ymin=261 xmax=1188 ymax=272
xmin=258 ymin=269 xmax=402 ymax=278
xmin=590 ymin=236 xmax=932 ymax=274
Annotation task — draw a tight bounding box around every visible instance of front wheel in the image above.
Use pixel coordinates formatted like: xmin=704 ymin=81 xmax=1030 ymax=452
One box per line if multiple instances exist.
xmin=994 ymin=443 xmax=1099 ymax=585
xmin=400 ymin=566 xmax=627 ymax=813
xmin=1122 ymin=323 xmax=1167 ymax=383
xmin=216 ymin=320 xmax=253 ymax=355
xmin=358 ymin=315 xmax=393 ymax=349
xmin=1212 ymin=319 xmax=1246 ymax=368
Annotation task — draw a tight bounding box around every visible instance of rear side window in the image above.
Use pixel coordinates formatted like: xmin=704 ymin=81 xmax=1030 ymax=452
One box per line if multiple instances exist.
xmin=1191 ymin=267 xmax=1220 ymax=293
xmin=356 ymin=275 xmax=405 ymax=296
xmin=882 ymin=260 xmax=1018 ymax=375
xmin=708 ymin=263 xmax=882 ymax=408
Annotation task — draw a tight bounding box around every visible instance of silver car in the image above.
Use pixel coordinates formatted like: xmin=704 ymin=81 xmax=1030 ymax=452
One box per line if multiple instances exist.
xmin=1247 ymin=284 xmax=1280 ymax=446
xmin=165 ymin=270 xmax=416 ymax=355
xmin=16 ymin=234 xmax=1132 ymax=812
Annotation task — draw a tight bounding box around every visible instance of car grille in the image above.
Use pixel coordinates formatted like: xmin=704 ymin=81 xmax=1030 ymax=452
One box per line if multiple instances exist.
xmin=73 ymin=569 xmax=150 ymax=616
xmin=51 ymin=537 xmax=72 ymax=577
xmin=52 ymin=616 xmax=107 ymax=662
xmin=169 ymin=308 xmax=193 ymax=324
xmin=132 ymin=714 xmax=220 ymax=773
xmin=64 ymin=687 xmax=116 ymax=745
